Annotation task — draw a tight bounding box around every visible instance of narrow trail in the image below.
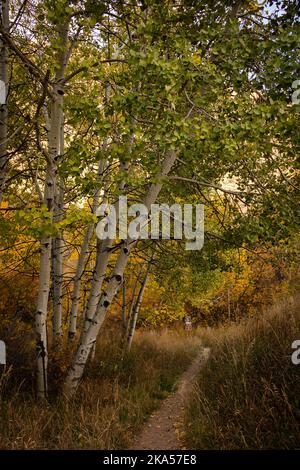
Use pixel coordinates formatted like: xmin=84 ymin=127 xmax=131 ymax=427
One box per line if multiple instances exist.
xmin=132 ymin=348 xmax=210 ymax=450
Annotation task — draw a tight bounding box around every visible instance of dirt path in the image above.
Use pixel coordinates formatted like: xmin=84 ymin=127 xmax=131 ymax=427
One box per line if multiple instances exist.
xmin=132 ymin=348 xmax=210 ymax=450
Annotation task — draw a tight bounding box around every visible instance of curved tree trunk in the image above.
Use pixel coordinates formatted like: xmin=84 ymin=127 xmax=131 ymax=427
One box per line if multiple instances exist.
xmin=63 ymin=149 xmax=177 ymax=397
xmin=80 ymin=159 xmax=129 ymax=339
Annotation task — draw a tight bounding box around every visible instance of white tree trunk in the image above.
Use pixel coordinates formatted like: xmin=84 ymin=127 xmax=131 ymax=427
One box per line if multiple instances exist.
xmin=80 ymin=159 xmax=128 ymax=361
xmin=35 ymin=234 xmax=51 ymax=399
xmin=81 ymin=159 xmax=129 ymax=338
xmin=68 ymin=222 xmax=95 ymax=340
xmin=68 ymin=83 xmax=111 ymax=340
xmin=35 ymin=113 xmax=58 ymax=399
xmin=36 ymin=17 xmax=70 ymax=398
xmin=68 ymin=160 xmax=107 ymax=340
xmin=0 ymin=0 xmax=9 ymax=202
xmin=125 ymin=267 xmax=143 ymax=339
xmin=127 ymin=263 xmax=151 ymax=351
xmin=52 ymin=120 xmax=65 ymax=341
xmin=63 ymin=150 xmax=177 ymax=396
xmin=68 ymin=159 xmax=107 ymax=339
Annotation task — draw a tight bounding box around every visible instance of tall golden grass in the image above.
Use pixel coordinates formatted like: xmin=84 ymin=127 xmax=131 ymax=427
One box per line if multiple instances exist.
xmin=184 ymin=295 xmax=300 ymax=449
xmin=0 ymin=328 xmax=200 ymax=449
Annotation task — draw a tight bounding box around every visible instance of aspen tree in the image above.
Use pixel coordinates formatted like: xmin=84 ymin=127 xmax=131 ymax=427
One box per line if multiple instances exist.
xmin=125 ymin=267 xmax=143 ymax=340
xmin=127 ymin=260 xmax=151 ymax=351
xmin=68 ymin=158 xmax=108 ymax=340
xmin=52 ymin=116 xmax=65 ymax=342
xmin=36 ymin=12 xmax=70 ymax=398
xmin=68 ymin=82 xmax=112 ymax=340
xmin=63 ymin=149 xmax=178 ymax=396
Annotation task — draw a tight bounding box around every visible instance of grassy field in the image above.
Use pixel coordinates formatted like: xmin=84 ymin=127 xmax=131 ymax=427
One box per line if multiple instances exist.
xmin=184 ymin=295 xmax=300 ymax=449
xmin=0 ymin=328 xmax=200 ymax=449
xmin=2 ymin=296 xmax=300 ymax=450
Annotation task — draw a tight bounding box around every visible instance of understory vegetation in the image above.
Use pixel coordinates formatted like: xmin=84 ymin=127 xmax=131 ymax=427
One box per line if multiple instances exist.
xmin=184 ymin=295 xmax=300 ymax=449
xmin=0 ymin=329 xmax=199 ymax=449
xmin=0 ymin=0 xmax=299 ymax=451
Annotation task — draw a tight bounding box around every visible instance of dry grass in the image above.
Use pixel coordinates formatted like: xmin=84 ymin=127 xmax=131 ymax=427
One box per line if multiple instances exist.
xmin=0 ymin=328 xmax=200 ymax=449
xmin=184 ymin=295 xmax=300 ymax=449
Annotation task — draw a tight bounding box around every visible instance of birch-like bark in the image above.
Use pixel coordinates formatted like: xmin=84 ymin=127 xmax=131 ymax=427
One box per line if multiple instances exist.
xmin=63 ymin=149 xmax=177 ymax=396
xmin=36 ymin=98 xmax=60 ymax=399
xmin=80 ymin=99 xmax=133 ymax=340
xmin=125 ymin=267 xmax=143 ymax=339
xmin=68 ymin=158 xmax=107 ymax=340
xmin=81 ymin=158 xmax=129 ymax=339
xmin=36 ymin=17 xmax=70 ymax=398
xmin=52 ymin=120 xmax=65 ymax=341
xmin=127 ymin=262 xmax=151 ymax=351
xmin=68 ymin=219 xmax=95 ymax=339
xmin=78 ymin=165 xmax=110 ymax=360
xmin=0 ymin=0 xmax=9 ymax=202
xmin=68 ymin=83 xmax=111 ymax=340
xmin=80 ymin=158 xmax=129 ymax=362
xmin=51 ymin=17 xmax=71 ymax=343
